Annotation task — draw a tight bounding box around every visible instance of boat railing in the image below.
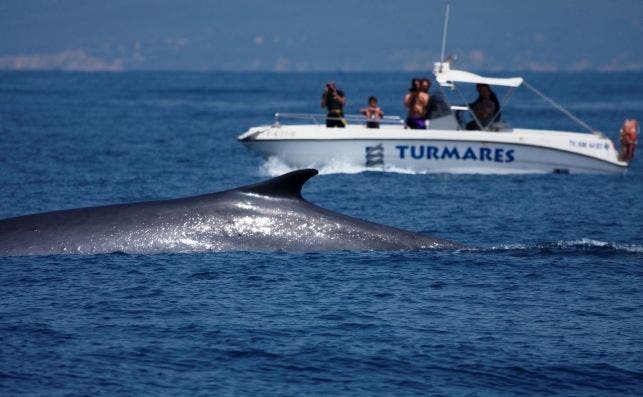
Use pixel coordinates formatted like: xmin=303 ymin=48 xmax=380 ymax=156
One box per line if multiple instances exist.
xmin=273 ymin=113 xmax=404 ymax=126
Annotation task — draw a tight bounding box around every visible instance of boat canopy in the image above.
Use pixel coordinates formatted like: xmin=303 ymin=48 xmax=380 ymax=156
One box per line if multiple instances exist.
xmin=436 ymin=69 xmax=523 ymax=87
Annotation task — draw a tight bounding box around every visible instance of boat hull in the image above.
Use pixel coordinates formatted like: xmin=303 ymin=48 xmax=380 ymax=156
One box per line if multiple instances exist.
xmin=239 ymin=126 xmax=627 ymax=174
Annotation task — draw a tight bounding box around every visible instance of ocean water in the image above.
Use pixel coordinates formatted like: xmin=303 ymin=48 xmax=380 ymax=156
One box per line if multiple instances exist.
xmin=1 ymin=70 xmax=642 ymax=395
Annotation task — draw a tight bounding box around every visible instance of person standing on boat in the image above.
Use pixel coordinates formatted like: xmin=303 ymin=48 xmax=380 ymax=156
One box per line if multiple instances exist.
xmin=404 ymin=78 xmax=429 ymax=129
xmin=423 ymin=78 xmax=451 ymax=120
xmin=466 ymin=83 xmax=501 ymax=130
xmin=619 ymin=119 xmax=638 ymax=161
xmin=360 ymin=96 xmax=384 ymax=128
xmin=321 ymin=81 xmax=347 ymax=128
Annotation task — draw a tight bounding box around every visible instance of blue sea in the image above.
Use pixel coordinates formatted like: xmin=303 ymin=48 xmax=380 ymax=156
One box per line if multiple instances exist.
xmin=1 ymin=70 xmax=642 ymax=396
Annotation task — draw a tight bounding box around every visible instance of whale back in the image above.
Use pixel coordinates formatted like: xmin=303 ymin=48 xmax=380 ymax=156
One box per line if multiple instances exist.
xmin=0 ymin=169 xmax=461 ymax=255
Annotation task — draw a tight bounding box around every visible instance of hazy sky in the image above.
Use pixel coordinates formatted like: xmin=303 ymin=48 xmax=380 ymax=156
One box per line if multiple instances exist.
xmin=1 ymin=0 xmax=642 ymax=72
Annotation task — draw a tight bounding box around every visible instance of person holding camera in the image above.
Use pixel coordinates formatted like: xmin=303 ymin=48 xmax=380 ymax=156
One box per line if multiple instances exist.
xmin=404 ymin=77 xmax=429 ymax=129
xmin=321 ymin=81 xmax=347 ymax=128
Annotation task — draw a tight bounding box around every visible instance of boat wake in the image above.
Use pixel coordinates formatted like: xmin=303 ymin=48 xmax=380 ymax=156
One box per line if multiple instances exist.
xmin=259 ymin=157 xmax=422 ymax=176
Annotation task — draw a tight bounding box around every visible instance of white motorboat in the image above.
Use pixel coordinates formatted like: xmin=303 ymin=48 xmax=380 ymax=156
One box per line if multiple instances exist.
xmin=238 ymin=6 xmax=636 ymax=175
xmin=238 ymin=63 xmax=634 ymax=174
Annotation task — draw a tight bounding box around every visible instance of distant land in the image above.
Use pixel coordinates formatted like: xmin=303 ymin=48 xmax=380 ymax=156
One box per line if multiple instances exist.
xmin=1 ymin=0 xmax=641 ymax=72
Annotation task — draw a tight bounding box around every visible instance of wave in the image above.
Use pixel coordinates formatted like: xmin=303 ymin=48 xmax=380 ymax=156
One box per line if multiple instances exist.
xmin=87 ymin=238 xmax=638 ymax=258
xmin=483 ymin=238 xmax=642 ymax=255
xmin=257 ymin=157 xmax=641 ymax=177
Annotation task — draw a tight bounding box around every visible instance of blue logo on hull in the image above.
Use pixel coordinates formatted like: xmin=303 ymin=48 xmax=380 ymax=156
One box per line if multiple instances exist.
xmin=396 ymin=145 xmax=515 ymax=163
xmin=365 ymin=144 xmax=384 ymax=167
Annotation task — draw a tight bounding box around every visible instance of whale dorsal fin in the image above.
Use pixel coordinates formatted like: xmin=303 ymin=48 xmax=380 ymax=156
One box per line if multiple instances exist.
xmin=238 ymin=169 xmax=318 ymax=199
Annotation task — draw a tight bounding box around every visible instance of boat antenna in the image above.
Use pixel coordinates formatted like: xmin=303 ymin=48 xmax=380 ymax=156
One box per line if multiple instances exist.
xmin=440 ymin=3 xmax=451 ymax=62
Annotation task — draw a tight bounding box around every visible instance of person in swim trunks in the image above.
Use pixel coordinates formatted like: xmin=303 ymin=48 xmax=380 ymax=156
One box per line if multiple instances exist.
xmin=404 ymin=77 xmax=429 ymax=129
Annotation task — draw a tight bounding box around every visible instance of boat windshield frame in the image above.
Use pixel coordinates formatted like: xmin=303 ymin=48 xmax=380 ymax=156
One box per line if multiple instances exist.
xmin=434 ymin=63 xmax=596 ymax=134
xmin=435 ymin=70 xmax=519 ymax=131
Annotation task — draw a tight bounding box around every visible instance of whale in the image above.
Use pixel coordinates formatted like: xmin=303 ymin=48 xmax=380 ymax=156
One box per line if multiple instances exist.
xmin=0 ymin=169 xmax=462 ymax=256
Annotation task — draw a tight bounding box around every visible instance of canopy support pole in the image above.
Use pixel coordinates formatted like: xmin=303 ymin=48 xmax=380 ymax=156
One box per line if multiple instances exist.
xmin=489 ymin=86 xmax=517 ymax=125
xmin=451 ymin=84 xmax=486 ymax=131
xmin=523 ymin=80 xmax=596 ymax=134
